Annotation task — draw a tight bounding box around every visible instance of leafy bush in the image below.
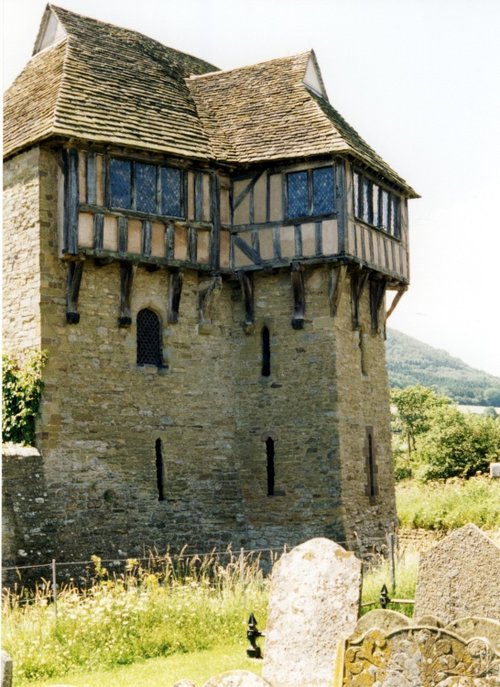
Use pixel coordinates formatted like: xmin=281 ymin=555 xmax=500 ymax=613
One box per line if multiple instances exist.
xmin=2 ymin=350 xmax=46 ymax=445
xmin=416 ymin=407 xmax=500 ymax=480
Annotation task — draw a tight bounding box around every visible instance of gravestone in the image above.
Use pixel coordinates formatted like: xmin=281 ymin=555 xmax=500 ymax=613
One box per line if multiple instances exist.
xmin=445 ymin=617 xmax=500 ymax=653
xmin=202 ymin=671 xmax=271 ymax=687
xmin=351 ymin=608 xmax=410 ymax=639
xmin=340 ymin=626 xmax=500 ymax=686
xmin=262 ymin=537 xmax=361 ymax=687
xmin=1 ymin=652 xmax=12 ymax=687
xmin=414 ymin=523 xmax=500 ymax=624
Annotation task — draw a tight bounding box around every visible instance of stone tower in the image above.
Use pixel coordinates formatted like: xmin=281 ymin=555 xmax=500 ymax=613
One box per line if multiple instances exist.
xmin=2 ymin=5 xmax=418 ymax=569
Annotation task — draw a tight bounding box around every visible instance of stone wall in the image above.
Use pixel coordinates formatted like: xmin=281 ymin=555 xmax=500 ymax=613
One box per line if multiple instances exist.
xmin=2 ymin=144 xmax=396 ymax=569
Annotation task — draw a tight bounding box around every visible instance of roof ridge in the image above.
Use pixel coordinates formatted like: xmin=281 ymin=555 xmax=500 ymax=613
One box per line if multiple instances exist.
xmin=188 ymin=50 xmax=312 ymax=81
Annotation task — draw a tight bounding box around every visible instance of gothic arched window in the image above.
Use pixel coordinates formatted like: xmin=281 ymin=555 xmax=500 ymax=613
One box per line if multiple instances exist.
xmin=137 ymin=308 xmax=162 ymax=367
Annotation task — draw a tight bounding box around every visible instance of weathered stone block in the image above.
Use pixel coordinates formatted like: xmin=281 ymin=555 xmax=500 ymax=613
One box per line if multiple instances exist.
xmin=414 ymin=524 xmax=500 ymax=624
xmin=263 ymin=537 xmax=361 ymax=687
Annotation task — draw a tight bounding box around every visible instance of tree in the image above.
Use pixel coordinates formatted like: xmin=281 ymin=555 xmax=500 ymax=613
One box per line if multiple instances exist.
xmin=417 ymin=407 xmax=500 ymax=480
xmin=391 ymin=385 xmax=450 ymax=458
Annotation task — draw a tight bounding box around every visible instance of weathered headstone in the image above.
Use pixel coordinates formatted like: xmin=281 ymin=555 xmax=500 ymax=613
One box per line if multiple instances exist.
xmin=201 ymin=671 xmax=271 ymax=687
xmin=445 ymin=617 xmax=500 ymax=653
xmin=262 ymin=537 xmax=361 ymax=687
xmin=340 ymin=626 xmax=500 ymax=686
xmin=414 ymin=523 xmax=500 ymax=624
xmin=351 ymin=608 xmax=410 ymax=639
xmin=1 ymin=652 xmax=12 ymax=687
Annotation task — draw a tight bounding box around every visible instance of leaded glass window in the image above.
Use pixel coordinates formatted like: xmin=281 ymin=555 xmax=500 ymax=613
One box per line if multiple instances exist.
xmin=137 ymin=308 xmax=162 ymax=367
xmin=136 ymin=163 xmax=157 ymax=214
xmin=287 ymin=171 xmax=308 ymax=218
xmin=312 ymin=167 xmax=335 ymax=214
xmin=353 ymin=169 xmax=402 ymax=237
xmin=161 ymin=167 xmax=182 ymax=217
xmin=110 ymin=159 xmax=132 ymax=208
xmin=108 ymin=158 xmax=184 ymax=218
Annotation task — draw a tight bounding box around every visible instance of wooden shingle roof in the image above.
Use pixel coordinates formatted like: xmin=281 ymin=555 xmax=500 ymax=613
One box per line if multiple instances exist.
xmin=4 ymin=5 xmax=417 ymax=196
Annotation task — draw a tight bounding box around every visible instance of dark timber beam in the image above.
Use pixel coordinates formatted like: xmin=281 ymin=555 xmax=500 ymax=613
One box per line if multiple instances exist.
xmin=238 ymin=271 xmax=254 ymax=333
xmin=63 ymin=149 xmax=79 ymax=255
xmin=66 ymin=260 xmax=84 ymax=324
xmin=118 ymin=262 xmax=134 ymax=327
xmin=168 ymin=270 xmax=183 ymax=324
xmin=291 ymin=262 xmax=305 ymax=330
xmin=369 ymin=277 xmax=387 ymax=334
xmin=350 ymin=269 xmax=369 ymax=330
xmin=385 ymin=285 xmax=408 ymax=321
xmin=328 ymin=264 xmax=347 ymax=317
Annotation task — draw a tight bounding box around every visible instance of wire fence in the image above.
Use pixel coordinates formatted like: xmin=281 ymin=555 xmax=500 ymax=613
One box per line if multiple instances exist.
xmin=2 ymin=532 xmax=404 ymax=613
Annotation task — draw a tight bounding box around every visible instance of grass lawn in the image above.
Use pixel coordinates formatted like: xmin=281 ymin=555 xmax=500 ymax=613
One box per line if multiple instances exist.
xmin=17 ymin=644 xmax=262 ymax=687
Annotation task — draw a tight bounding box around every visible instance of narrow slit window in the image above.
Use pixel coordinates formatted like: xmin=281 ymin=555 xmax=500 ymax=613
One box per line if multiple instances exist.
xmin=155 ymin=438 xmax=165 ymax=501
xmin=266 ymin=438 xmax=275 ymax=496
xmin=365 ymin=428 xmax=379 ymax=499
xmin=137 ymin=308 xmax=162 ymax=367
xmin=262 ymin=326 xmax=271 ymax=377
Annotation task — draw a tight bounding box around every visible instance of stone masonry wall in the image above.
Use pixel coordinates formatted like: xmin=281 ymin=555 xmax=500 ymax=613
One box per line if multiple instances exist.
xmin=2 ymin=145 xmax=396 ymax=568
xmin=3 ymin=147 xmax=43 ymax=353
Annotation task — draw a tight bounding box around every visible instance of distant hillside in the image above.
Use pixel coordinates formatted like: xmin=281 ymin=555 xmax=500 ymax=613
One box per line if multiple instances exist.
xmin=386 ymin=329 xmax=500 ymax=406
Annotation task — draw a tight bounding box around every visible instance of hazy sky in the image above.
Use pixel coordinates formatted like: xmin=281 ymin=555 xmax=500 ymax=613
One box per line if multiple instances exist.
xmin=3 ymin=0 xmax=500 ymax=376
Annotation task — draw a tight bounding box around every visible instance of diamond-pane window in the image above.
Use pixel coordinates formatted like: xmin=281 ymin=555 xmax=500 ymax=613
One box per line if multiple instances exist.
xmin=136 ymin=163 xmax=157 ymax=214
xmin=312 ymin=167 xmax=335 ymax=214
xmin=287 ymin=171 xmax=308 ymax=218
xmin=161 ymin=167 xmax=182 ymax=217
xmin=380 ymin=189 xmax=389 ymax=230
xmin=110 ymin=159 xmax=132 ymax=208
xmin=137 ymin=308 xmax=162 ymax=367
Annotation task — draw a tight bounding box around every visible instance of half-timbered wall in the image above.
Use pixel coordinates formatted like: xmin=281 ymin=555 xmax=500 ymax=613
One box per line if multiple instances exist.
xmin=70 ymin=148 xmax=216 ymax=271
xmin=226 ymin=158 xmax=409 ymax=284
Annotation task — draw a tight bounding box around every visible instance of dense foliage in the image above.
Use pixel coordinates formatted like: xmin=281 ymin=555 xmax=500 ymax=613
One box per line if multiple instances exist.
xmin=392 ymin=385 xmax=500 ymax=481
xmin=386 ymin=329 xmax=500 ymax=406
xmin=2 ymin=350 xmax=46 ymax=445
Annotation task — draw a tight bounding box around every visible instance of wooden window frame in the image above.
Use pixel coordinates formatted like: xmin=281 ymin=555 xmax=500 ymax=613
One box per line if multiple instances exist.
xmin=353 ymin=169 xmax=401 ymax=239
xmin=108 ymin=157 xmax=185 ymax=220
xmin=285 ymin=165 xmax=336 ymax=221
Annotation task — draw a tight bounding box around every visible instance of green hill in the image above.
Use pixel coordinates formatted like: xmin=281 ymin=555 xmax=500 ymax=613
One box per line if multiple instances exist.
xmin=386 ymin=329 xmax=500 ymax=406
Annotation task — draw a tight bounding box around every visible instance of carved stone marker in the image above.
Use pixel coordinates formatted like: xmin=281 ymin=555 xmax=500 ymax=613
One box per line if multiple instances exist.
xmin=351 ymin=608 xmax=410 ymax=640
xmin=445 ymin=617 xmax=500 ymax=653
xmin=262 ymin=537 xmax=361 ymax=687
xmin=1 ymin=652 xmax=12 ymax=687
xmin=414 ymin=524 xmax=500 ymax=624
xmin=202 ymin=671 xmax=271 ymax=687
xmin=340 ymin=626 xmax=500 ymax=686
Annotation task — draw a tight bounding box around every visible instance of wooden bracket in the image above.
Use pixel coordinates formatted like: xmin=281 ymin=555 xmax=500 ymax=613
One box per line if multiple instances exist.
xmin=291 ymin=262 xmax=305 ymax=330
xmin=386 ymin=285 xmax=408 ymax=322
xmin=118 ymin=262 xmax=134 ymax=327
xmin=198 ymin=276 xmax=222 ymax=327
xmin=369 ymin=278 xmax=387 ymax=334
xmin=328 ymin=264 xmax=347 ymax=317
xmin=168 ymin=270 xmax=183 ymax=324
xmin=66 ymin=260 xmax=84 ymax=324
xmin=238 ymin=271 xmax=254 ymax=334
xmin=350 ymin=269 xmax=369 ymax=330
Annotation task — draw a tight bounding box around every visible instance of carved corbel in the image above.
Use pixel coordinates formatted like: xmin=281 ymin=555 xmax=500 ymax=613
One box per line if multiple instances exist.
xmin=66 ymin=259 xmax=84 ymax=324
xmin=238 ymin=272 xmax=255 ymax=334
xmin=369 ymin=277 xmax=387 ymax=334
xmin=350 ymin=269 xmax=369 ymax=330
xmin=198 ymin=276 xmax=222 ymax=329
xmin=118 ymin=261 xmax=135 ymax=327
xmin=168 ymin=270 xmax=183 ymax=324
xmin=328 ymin=264 xmax=347 ymax=317
xmin=291 ymin=262 xmax=305 ymax=330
